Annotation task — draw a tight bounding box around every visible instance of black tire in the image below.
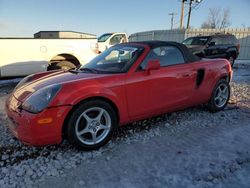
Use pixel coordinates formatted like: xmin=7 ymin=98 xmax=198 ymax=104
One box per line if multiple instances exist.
xmin=67 ymin=100 xmax=118 ymax=150
xmin=208 ymin=79 xmax=230 ymax=113
xmin=49 ymin=61 xmax=76 ymax=70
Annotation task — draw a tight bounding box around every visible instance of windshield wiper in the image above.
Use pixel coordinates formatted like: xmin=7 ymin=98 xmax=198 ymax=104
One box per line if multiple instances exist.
xmin=68 ymin=68 xmax=79 ymax=74
xmin=78 ymin=68 xmax=99 ymax=73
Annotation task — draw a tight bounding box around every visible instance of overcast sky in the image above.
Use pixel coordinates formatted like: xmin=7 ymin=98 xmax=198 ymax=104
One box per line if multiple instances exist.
xmin=0 ymin=0 xmax=249 ymax=37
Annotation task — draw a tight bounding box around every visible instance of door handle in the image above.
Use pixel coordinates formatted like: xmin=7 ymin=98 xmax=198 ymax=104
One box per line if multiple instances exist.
xmin=182 ymin=73 xmax=191 ymax=77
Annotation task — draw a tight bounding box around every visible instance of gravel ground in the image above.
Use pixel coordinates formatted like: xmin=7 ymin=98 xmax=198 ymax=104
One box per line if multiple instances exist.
xmin=0 ymin=63 xmax=249 ymax=188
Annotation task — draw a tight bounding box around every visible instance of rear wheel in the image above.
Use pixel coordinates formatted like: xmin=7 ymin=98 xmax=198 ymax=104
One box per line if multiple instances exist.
xmin=67 ymin=100 xmax=118 ymax=150
xmin=208 ymin=79 xmax=230 ymax=112
xmin=49 ymin=61 xmax=76 ymax=70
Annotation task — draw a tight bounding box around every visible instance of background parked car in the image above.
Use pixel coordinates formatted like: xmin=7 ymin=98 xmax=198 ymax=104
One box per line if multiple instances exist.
xmin=182 ymin=34 xmax=240 ymax=67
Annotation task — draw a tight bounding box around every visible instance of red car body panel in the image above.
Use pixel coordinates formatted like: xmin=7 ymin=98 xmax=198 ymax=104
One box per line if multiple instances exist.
xmin=5 ymin=95 xmax=72 ymax=145
xmin=5 ymin=42 xmax=232 ymax=146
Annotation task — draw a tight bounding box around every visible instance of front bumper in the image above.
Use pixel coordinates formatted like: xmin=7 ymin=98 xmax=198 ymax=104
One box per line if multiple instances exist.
xmin=5 ymin=95 xmax=72 ymax=146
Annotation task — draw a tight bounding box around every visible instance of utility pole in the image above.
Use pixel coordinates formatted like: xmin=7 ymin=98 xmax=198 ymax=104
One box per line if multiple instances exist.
xmin=186 ymin=0 xmax=193 ymax=29
xmin=186 ymin=0 xmax=202 ymax=29
xmin=169 ymin=12 xmax=178 ymax=30
xmin=180 ymin=0 xmax=186 ymax=29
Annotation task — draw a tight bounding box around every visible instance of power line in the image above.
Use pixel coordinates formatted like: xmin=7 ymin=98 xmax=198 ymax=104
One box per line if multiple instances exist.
xmin=187 ymin=0 xmax=203 ymax=29
xmin=186 ymin=0 xmax=193 ymax=29
xmin=174 ymin=10 xmax=189 ymax=27
xmin=169 ymin=12 xmax=178 ymax=30
xmin=193 ymin=0 xmax=203 ymax=10
xmin=176 ymin=0 xmax=204 ymax=29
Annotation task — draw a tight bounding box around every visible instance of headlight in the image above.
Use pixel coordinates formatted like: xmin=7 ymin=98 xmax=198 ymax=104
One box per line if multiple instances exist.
xmin=22 ymin=84 xmax=61 ymax=114
xmin=15 ymin=74 xmax=34 ymax=90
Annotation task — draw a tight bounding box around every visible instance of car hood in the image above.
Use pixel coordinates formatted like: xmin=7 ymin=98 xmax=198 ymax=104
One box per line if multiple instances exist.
xmin=14 ymin=70 xmax=108 ymax=102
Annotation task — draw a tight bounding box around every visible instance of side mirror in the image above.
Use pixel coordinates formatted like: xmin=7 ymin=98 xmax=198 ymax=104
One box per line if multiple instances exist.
xmin=145 ymin=60 xmax=160 ymax=74
xmin=208 ymin=41 xmax=215 ymax=46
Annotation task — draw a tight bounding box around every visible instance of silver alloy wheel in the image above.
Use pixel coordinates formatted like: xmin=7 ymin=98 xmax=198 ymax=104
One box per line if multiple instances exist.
xmin=75 ymin=107 xmax=111 ymax=145
xmin=214 ymin=82 xmax=229 ymax=108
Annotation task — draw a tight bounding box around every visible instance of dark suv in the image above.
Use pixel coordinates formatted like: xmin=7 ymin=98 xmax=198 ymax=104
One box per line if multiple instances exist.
xmin=182 ymin=34 xmax=240 ymax=67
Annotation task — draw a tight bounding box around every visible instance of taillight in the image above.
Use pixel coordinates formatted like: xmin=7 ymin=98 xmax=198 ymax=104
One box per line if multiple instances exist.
xmin=90 ymin=43 xmax=99 ymax=54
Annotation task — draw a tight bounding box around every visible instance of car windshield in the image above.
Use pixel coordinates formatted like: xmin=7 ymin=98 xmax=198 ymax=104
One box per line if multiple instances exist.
xmin=182 ymin=36 xmax=209 ymax=45
xmin=98 ymin=33 xmax=113 ymax=42
xmin=80 ymin=45 xmax=144 ymax=74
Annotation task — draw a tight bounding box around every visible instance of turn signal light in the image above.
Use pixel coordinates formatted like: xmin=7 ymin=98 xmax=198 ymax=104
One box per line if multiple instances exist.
xmin=37 ymin=118 xmax=53 ymax=124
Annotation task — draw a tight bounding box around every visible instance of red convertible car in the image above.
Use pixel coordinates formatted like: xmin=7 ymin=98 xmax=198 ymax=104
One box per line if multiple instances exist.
xmin=5 ymin=41 xmax=232 ymax=150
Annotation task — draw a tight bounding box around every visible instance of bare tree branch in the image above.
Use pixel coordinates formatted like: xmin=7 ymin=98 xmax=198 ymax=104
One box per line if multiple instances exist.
xmin=201 ymin=8 xmax=231 ymax=29
xmin=220 ymin=9 xmax=231 ymax=29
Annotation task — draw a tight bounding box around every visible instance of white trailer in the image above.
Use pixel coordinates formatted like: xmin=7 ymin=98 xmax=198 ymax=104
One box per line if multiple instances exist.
xmin=0 ymin=38 xmax=98 ymax=77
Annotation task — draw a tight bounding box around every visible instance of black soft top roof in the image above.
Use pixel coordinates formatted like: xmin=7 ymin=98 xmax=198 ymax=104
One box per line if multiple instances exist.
xmin=126 ymin=40 xmax=200 ymax=63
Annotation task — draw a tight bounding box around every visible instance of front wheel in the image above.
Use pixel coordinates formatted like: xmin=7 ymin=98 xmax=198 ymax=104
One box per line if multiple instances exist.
xmin=67 ymin=100 xmax=118 ymax=150
xmin=207 ymin=79 xmax=230 ymax=112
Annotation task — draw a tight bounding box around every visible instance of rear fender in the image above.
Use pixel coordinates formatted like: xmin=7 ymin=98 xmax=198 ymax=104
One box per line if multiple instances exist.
xmin=208 ymin=60 xmax=231 ymax=97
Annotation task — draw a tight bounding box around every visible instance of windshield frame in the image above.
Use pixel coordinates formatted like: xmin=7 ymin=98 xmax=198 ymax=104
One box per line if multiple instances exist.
xmin=80 ymin=44 xmax=145 ymax=74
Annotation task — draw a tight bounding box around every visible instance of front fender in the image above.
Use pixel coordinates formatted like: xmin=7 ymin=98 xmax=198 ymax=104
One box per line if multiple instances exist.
xmin=72 ymin=87 xmax=120 ymax=106
xmin=51 ymin=84 xmax=128 ymax=125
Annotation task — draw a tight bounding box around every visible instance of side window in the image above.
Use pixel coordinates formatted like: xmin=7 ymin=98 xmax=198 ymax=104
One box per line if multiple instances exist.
xmin=121 ymin=34 xmax=127 ymax=43
xmin=229 ymin=35 xmax=237 ymax=45
xmin=210 ymin=37 xmax=220 ymax=45
xmin=110 ymin=34 xmax=126 ymax=45
xmin=221 ymin=36 xmax=229 ymax=45
xmin=210 ymin=37 xmax=224 ymax=45
xmin=138 ymin=46 xmax=185 ymax=70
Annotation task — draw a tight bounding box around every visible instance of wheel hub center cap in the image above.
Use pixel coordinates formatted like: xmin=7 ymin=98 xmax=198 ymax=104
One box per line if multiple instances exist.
xmin=89 ymin=120 xmax=100 ymax=131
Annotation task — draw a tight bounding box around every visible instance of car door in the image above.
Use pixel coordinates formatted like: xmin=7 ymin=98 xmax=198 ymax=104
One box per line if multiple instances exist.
xmin=125 ymin=45 xmax=197 ymax=119
xmin=205 ymin=36 xmax=225 ymax=58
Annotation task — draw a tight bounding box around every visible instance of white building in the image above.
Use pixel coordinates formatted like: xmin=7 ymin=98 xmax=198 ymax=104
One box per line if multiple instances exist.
xmin=34 ymin=31 xmax=96 ymax=39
